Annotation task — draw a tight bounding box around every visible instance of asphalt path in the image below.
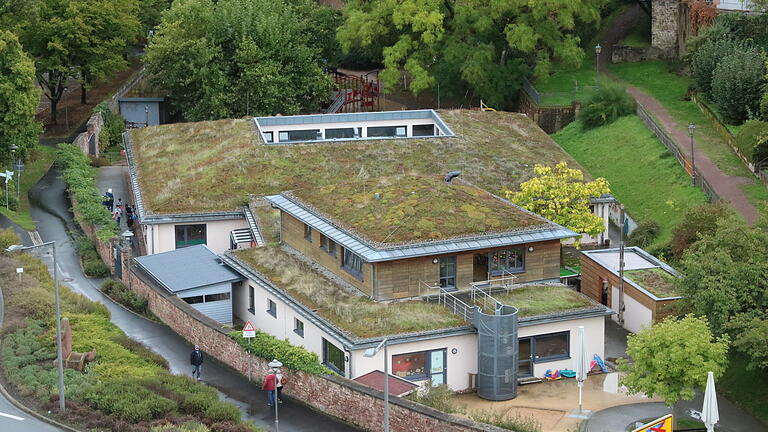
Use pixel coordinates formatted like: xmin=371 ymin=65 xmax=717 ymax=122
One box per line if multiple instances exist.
xmin=25 ymin=166 xmax=358 ymax=432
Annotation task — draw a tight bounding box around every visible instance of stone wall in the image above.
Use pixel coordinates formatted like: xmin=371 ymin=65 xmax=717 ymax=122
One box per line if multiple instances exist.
xmin=69 ymin=193 xmax=116 ymax=273
xmin=120 ymin=258 xmax=503 ymax=432
xmin=517 ymin=91 xmax=578 ymax=134
xmin=651 ymin=0 xmax=691 ymax=59
xmin=73 ymin=112 xmax=103 ymax=157
xmin=611 ymin=45 xmax=664 ymax=63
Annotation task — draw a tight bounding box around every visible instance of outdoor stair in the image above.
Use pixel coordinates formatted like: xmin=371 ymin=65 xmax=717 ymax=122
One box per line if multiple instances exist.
xmin=242 ymin=206 xmax=265 ymax=247
xmin=230 ymin=228 xmax=254 ymax=246
xmin=326 ymin=90 xmax=346 ymax=114
xmin=518 ymin=376 xmax=542 ymax=385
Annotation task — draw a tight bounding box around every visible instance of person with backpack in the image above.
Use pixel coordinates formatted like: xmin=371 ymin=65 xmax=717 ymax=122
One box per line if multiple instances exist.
xmin=190 ymin=346 xmax=204 ymax=380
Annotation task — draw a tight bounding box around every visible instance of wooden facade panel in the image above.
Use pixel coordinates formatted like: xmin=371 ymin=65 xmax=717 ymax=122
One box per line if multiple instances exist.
xmin=281 ymin=213 xmax=372 ymax=296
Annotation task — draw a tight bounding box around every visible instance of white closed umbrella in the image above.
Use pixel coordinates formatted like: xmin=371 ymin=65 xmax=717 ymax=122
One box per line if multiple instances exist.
xmin=702 ymin=371 xmax=719 ymax=432
xmin=574 ymin=325 xmax=589 ymax=413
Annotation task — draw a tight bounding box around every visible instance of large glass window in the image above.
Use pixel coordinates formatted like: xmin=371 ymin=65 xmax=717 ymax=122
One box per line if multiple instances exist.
xmin=182 ymin=295 xmax=204 ymax=304
xmin=204 ymin=292 xmax=230 ymax=302
xmin=392 ymin=349 xmax=446 ymax=386
xmin=263 ymin=131 xmax=274 ymax=143
xmin=278 ymin=129 xmax=321 ymax=142
xmin=325 ymin=127 xmax=360 ymax=139
xmin=322 ymin=338 xmax=345 ymax=374
xmin=439 ymin=256 xmax=457 ymax=290
xmin=520 ymin=332 xmax=570 ymax=364
xmin=367 ymin=125 xmax=406 ymax=138
xmin=175 ymin=224 xmax=206 ymax=249
xmin=488 ymin=247 xmax=525 ymax=275
xmin=412 ymin=124 xmax=436 ymax=137
xmin=342 ymin=248 xmax=363 ymax=280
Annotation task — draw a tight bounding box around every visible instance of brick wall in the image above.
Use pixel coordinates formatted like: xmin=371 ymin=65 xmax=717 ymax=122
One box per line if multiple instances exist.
xmin=120 ymin=255 xmax=502 ymax=432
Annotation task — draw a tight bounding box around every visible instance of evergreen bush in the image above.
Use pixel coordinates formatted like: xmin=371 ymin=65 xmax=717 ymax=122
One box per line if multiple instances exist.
xmin=627 ymin=220 xmax=661 ymax=248
xmin=229 ymin=331 xmax=332 ymax=375
xmin=578 ymin=83 xmax=635 ymax=129
xmin=689 ymin=38 xmax=745 ymax=95
xmin=710 ymin=48 xmax=767 ymax=124
xmin=734 ymin=120 xmax=768 ymax=163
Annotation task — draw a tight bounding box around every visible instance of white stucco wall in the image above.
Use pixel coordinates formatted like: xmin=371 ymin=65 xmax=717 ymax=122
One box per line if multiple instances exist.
xmin=233 ymin=279 xmax=351 ymax=377
xmin=146 ymin=218 xmax=249 ymax=255
xmin=518 ymin=316 xmax=606 ymax=378
xmin=612 ymin=286 xmax=652 ymax=334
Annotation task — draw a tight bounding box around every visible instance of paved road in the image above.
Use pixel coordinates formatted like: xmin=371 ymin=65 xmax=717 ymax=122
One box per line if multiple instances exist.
xmin=27 ymin=166 xmax=358 ymax=432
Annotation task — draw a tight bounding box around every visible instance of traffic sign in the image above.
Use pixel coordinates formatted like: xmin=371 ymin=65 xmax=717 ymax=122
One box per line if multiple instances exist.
xmin=632 ymin=414 xmax=673 ymax=432
xmin=242 ymin=320 xmax=256 ymax=338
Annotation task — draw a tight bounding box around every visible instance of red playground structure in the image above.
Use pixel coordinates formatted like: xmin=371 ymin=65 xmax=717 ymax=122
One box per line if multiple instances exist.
xmin=326 ymin=70 xmax=381 ymax=113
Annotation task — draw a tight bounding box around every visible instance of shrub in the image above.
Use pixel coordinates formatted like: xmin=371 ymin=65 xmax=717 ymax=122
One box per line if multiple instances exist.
xmin=578 ymin=83 xmax=635 ymax=129
xmin=627 ymin=220 xmax=661 ymax=248
xmin=710 ymin=48 xmax=767 ymax=124
xmin=470 ymin=410 xmax=542 ymax=432
xmin=689 ymin=38 xmax=745 ymax=95
xmin=112 ymin=334 xmax=169 ymax=370
xmin=204 ymin=400 xmax=241 ymax=422
xmin=0 ymin=227 xmax=20 ymax=249
xmin=229 ymin=332 xmax=331 ymax=375
xmin=152 ymin=423 xmax=211 ymax=432
xmin=405 ymin=385 xmax=461 ymax=414
xmin=0 ymin=192 xmax=19 ymax=211
xmin=761 ymin=92 xmax=768 ymax=122
xmin=84 ymin=379 xmax=177 ymax=422
xmin=101 ymin=279 xmax=151 ymax=316
xmin=734 ymin=120 xmax=768 ymax=163
xmin=93 ymin=102 xmax=125 ymax=151
xmin=670 ymin=202 xmax=732 ymax=261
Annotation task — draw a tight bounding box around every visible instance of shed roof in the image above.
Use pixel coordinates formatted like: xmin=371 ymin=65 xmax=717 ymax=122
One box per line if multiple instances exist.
xmin=581 ymin=247 xmax=682 ymax=300
xmin=134 ymin=244 xmax=242 ymax=293
xmin=353 ymin=370 xmax=417 ymax=397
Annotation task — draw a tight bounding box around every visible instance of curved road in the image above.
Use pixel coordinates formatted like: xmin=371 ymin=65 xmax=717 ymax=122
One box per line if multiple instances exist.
xmin=22 ymin=165 xmax=358 ymax=431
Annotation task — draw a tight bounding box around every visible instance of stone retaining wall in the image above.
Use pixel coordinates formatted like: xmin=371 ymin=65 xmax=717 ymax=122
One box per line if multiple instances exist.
xmin=73 ymin=112 xmax=103 ymax=157
xmin=518 ymin=91 xmax=578 ymax=133
xmin=611 ymin=45 xmax=664 ymax=64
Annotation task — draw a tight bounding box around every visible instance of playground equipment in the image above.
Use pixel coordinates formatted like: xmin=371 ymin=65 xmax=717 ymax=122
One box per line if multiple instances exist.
xmin=326 ymin=70 xmax=381 ymax=113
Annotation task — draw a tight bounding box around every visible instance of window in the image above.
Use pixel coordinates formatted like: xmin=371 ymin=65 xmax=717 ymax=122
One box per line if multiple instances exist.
xmin=439 ymin=256 xmax=457 ymax=290
xmin=521 ymin=331 xmax=570 ymax=363
xmin=248 ymin=286 xmax=255 ymax=313
xmin=342 ymin=248 xmax=363 ymax=280
xmin=204 ymin=292 xmax=230 ymax=302
xmin=367 ymin=125 xmax=407 ymax=138
xmin=322 ymin=338 xmax=345 ymax=374
xmin=488 ymin=247 xmax=525 ymax=275
xmin=304 ymin=224 xmax=312 ymax=242
xmin=320 ymin=234 xmax=336 ymax=256
xmin=267 ymin=299 xmax=277 ymax=318
xmin=182 ymin=295 xmax=204 ymax=304
xmin=278 ymin=129 xmax=321 ymax=142
xmin=392 ymin=349 xmax=446 ymax=386
xmin=263 ymin=131 xmax=274 ymax=143
xmin=175 ymin=224 xmax=206 ymax=249
xmin=325 ymin=127 xmax=360 ymax=139
xmin=412 ymin=124 xmax=436 ymax=137
xmin=294 ymin=318 xmax=304 ymax=337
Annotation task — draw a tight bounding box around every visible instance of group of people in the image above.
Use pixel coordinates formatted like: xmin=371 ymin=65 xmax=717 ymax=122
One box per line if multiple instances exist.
xmin=102 ymin=188 xmax=137 ymax=229
xmin=189 ymin=346 xmax=285 ymax=406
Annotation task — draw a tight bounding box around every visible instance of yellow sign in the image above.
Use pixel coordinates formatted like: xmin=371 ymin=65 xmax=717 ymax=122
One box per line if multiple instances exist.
xmin=631 ymin=414 xmax=673 ymax=432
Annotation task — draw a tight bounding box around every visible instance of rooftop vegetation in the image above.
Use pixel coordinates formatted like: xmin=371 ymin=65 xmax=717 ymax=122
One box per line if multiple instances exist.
xmin=232 ymin=246 xmax=466 ymax=338
xmin=289 ymin=175 xmax=548 ymax=245
xmin=129 ymin=110 xmax=585 ymax=214
xmin=481 ymin=285 xmax=597 ymax=317
xmin=625 ymin=267 xmax=680 ymax=298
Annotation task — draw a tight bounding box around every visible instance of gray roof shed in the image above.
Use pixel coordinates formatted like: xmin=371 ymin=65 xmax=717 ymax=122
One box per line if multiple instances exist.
xmin=134 ymin=244 xmax=242 ymax=293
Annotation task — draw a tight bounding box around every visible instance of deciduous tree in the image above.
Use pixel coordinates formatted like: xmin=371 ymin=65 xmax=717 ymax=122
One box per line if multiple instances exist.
xmin=337 ymin=0 xmax=605 ymax=108
xmin=0 ymin=30 xmax=42 ymax=165
xmin=506 ymin=162 xmax=609 ymax=245
xmin=618 ymin=315 xmax=730 ymax=406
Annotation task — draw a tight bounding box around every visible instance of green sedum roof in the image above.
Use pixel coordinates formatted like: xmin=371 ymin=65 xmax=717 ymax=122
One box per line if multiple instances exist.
xmin=287 ymin=175 xmax=548 ymax=245
xmin=625 ymin=268 xmax=680 ymax=298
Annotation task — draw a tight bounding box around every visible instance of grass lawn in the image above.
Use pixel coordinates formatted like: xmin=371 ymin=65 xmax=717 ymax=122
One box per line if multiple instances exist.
xmin=0 ymin=145 xmax=57 ymax=230
xmin=290 ymin=175 xmax=549 ymax=245
xmin=534 ymin=61 xmax=599 ymax=106
xmin=606 ymin=61 xmax=751 ymax=178
xmin=484 ymin=285 xmax=597 ymax=317
xmin=131 ymin=110 xmax=585 ymax=214
xmin=232 ymin=247 xmax=466 ymax=338
xmin=553 ymin=116 xmax=708 ymax=247
xmin=719 ymin=353 xmax=768 ymax=425
xmin=624 ymin=268 xmax=679 ymax=298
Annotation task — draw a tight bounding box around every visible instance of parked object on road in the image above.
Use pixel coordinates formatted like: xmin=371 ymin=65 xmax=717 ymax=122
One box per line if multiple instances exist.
xmin=190 ymin=345 xmax=203 ymax=380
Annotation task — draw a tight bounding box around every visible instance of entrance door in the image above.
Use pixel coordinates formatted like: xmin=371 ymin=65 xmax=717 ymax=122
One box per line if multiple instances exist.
xmin=473 ymin=253 xmax=489 ymax=281
xmin=429 ymin=350 xmax=446 ymax=386
xmin=518 ymin=337 xmax=532 ymax=377
xmin=439 ymin=256 xmax=457 ymax=290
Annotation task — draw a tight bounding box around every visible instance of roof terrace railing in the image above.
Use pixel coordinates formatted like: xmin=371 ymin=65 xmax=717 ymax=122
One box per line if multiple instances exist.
xmin=435 ymin=288 xmax=475 ymax=322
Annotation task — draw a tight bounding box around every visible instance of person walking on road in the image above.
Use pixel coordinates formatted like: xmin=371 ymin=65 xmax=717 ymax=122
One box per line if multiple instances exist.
xmin=263 ymin=359 xmax=285 ymax=406
xmin=190 ymin=346 xmax=204 ymax=381
xmin=104 ymin=188 xmax=114 ymax=211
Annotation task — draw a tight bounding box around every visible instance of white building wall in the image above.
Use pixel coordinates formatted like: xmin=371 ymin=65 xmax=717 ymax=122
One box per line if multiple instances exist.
xmin=518 ymin=316 xmax=605 ymax=378
xmin=611 ymin=286 xmax=653 ymax=334
xmin=259 ymin=118 xmax=444 ymax=141
xmin=147 ymin=218 xmax=249 ymax=255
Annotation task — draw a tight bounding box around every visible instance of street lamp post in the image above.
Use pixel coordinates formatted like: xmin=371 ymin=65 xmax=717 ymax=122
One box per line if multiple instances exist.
xmin=364 ymin=339 xmax=389 ymax=432
xmin=594 ymin=44 xmax=602 ymax=88
xmin=6 ymin=242 xmax=65 ymax=413
xmin=688 ymin=122 xmax=697 ymax=186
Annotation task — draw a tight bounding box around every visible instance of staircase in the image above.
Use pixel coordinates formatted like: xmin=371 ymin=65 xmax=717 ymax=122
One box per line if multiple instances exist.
xmin=242 ymin=206 xmax=265 ymax=247
xmin=326 ymin=90 xmax=346 ymax=114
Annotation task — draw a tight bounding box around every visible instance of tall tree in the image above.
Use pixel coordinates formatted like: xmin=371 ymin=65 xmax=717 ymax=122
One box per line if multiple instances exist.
xmin=145 ymin=0 xmax=332 ymax=121
xmin=507 ymin=162 xmax=609 ymax=246
xmin=618 ymin=315 xmax=730 ymax=406
xmin=337 ymin=0 xmax=605 ymax=108
xmin=0 ymin=31 xmax=42 ymax=165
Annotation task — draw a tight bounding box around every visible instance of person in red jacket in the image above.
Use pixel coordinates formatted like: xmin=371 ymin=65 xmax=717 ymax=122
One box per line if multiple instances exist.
xmin=262 ymin=371 xmax=277 ymax=406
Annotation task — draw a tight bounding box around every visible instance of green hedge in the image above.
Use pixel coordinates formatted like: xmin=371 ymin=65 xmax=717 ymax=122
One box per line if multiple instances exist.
xmin=57 ymin=143 xmax=118 ymax=241
xmin=101 ymin=279 xmax=151 ymax=317
xmin=734 ymin=120 xmax=768 ymax=163
xmin=229 ymin=331 xmax=332 ymax=375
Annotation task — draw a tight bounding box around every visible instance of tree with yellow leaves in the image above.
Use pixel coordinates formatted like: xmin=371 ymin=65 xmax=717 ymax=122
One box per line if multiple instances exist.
xmin=506 ymin=162 xmax=609 ymax=245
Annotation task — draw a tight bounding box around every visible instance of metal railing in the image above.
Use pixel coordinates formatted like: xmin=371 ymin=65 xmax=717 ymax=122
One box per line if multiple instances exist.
xmin=435 ymin=289 xmax=475 ymax=322
xmin=522 ymin=77 xmax=541 ymax=105
xmin=418 ymin=280 xmax=440 ymax=297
